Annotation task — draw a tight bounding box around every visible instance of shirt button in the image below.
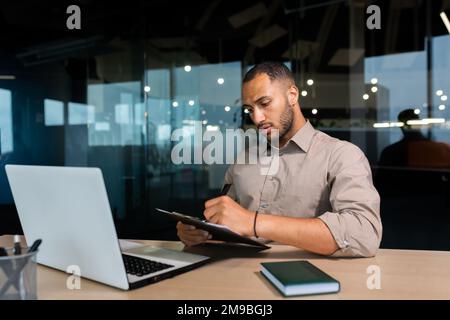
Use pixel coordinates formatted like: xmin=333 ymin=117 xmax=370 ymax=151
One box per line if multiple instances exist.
xmin=260 ymin=202 xmax=269 ymax=209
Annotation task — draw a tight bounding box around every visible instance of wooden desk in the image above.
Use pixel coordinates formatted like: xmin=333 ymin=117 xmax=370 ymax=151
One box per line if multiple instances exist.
xmin=2 ymin=235 xmax=450 ymax=299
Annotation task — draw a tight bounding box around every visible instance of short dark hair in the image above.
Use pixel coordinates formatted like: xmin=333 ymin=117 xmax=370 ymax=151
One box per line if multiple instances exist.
xmin=398 ymin=109 xmax=420 ymax=129
xmin=398 ymin=109 xmax=419 ymax=123
xmin=243 ymin=61 xmax=295 ymax=84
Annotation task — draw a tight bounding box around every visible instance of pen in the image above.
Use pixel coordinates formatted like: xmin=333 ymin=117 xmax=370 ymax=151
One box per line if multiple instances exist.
xmin=199 ymin=184 xmax=231 ymax=224
xmin=13 ymin=235 xmax=21 ymax=255
xmin=200 ymin=184 xmax=232 ymax=226
xmin=0 ymin=247 xmax=7 ymax=257
xmin=0 ymin=247 xmax=20 ymax=291
xmin=27 ymin=239 xmax=42 ymax=253
xmin=221 ymin=183 xmax=232 ymax=196
xmin=0 ymin=247 xmax=12 ymax=279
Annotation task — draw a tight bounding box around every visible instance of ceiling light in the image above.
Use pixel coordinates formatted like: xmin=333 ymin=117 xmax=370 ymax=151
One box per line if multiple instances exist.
xmin=373 ymin=122 xmax=389 ymax=128
xmin=440 ymin=12 xmax=450 ymax=34
xmin=0 ymin=75 xmax=16 ymax=80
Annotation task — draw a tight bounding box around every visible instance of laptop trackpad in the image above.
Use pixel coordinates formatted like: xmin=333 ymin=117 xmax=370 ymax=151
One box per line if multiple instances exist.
xmin=124 ymin=246 xmax=208 ymax=264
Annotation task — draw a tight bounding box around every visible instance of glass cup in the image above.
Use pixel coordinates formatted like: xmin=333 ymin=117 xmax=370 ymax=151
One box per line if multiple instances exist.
xmin=0 ymin=248 xmax=38 ymax=300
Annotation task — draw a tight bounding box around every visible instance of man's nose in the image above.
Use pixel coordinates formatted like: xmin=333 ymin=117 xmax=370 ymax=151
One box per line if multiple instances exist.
xmin=252 ymin=108 xmax=266 ymax=124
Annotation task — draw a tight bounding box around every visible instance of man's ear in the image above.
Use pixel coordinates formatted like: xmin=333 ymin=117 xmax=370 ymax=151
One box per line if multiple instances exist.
xmin=287 ymin=85 xmax=299 ymax=106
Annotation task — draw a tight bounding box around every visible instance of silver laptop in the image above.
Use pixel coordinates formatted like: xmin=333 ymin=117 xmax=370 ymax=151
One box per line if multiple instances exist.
xmin=5 ymin=165 xmax=209 ymax=290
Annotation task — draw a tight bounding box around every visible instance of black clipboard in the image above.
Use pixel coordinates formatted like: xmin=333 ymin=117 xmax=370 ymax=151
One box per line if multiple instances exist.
xmin=155 ymin=208 xmax=270 ymax=250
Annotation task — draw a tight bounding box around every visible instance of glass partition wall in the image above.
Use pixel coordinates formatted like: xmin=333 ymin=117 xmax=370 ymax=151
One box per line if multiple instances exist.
xmin=1 ymin=1 xmax=449 ymax=249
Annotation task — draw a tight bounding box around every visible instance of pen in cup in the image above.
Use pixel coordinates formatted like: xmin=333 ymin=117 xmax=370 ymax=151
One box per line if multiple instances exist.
xmin=0 ymin=246 xmax=20 ymax=291
xmin=0 ymin=247 xmax=8 ymax=257
xmin=13 ymin=235 xmax=21 ymax=255
xmin=27 ymin=239 xmax=42 ymax=253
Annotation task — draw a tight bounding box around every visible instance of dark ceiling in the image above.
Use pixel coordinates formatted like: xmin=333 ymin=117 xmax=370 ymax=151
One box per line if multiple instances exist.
xmin=0 ymin=0 xmax=449 ymax=74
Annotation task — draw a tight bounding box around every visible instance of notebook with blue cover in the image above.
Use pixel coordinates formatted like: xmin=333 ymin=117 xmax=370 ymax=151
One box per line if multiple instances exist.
xmin=260 ymin=260 xmax=340 ymax=296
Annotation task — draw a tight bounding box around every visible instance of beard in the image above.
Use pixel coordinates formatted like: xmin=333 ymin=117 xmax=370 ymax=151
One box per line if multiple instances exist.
xmin=261 ymin=101 xmax=294 ymax=149
xmin=278 ymin=101 xmax=294 ymax=140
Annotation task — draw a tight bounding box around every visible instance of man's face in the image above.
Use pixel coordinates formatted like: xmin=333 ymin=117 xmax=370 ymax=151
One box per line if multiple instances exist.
xmin=242 ymin=73 xmax=294 ymax=141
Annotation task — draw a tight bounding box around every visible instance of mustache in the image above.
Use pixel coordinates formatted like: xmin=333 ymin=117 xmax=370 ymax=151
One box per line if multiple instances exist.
xmin=257 ymin=122 xmax=273 ymax=129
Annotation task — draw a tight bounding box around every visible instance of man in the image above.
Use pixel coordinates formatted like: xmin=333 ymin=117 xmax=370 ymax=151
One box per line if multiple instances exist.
xmin=378 ymin=109 xmax=450 ymax=168
xmin=376 ymin=109 xmax=450 ymax=197
xmin=177 ymin=62 xmax=382 ymax=257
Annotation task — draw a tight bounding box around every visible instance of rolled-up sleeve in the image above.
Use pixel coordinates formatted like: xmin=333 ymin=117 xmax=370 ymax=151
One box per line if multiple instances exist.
xmin=318 ymin=142 xmax=382 ymax=258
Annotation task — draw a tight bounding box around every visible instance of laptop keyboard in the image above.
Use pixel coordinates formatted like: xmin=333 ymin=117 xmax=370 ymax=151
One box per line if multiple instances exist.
xmin=122 ymin=254 xmax=174 ymax=277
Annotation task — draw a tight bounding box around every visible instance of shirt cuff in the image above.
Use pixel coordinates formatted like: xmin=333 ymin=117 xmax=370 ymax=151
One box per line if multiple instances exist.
xmin=317 ymin=211 xmax=352 ymax=257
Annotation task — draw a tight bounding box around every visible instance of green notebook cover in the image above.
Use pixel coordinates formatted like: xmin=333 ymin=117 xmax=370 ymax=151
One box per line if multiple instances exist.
xmin=260 ymin=260 xmax=340 ymax=297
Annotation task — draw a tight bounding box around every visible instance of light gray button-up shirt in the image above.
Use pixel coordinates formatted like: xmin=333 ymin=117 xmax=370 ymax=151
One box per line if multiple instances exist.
xmin=223 ymin=121 xmax=382 ymax=257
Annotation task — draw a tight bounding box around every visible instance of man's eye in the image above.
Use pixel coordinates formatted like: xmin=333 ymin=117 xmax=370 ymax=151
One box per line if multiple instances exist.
xmin=261 ymin=102 xmax=270 ymax=107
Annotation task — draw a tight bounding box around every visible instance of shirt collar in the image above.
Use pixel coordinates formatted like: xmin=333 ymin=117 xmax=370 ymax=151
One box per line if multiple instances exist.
xmin=287 ymin=120 xmax=316 ymax=152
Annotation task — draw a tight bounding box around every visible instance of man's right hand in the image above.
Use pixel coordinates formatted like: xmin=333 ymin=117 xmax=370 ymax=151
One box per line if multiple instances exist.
xmin=176 ymin=222 xmax=211 ymax=246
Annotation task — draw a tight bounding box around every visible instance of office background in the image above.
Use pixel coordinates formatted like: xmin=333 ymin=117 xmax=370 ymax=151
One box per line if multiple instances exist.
xmin=0 ymin=0 xmax=449 ymax=250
